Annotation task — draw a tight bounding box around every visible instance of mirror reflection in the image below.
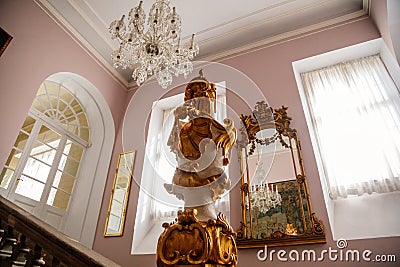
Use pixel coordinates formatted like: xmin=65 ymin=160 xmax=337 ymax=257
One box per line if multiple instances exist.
xmin=246 ymin=130 xmax=301 ymax=185
xmin=104 ymin=151 xmax=135 ymax=237
xmin=244 ymin=134 xmax=305 ymax=239
xmin=237 ymin=102 xmax=325 ymax=248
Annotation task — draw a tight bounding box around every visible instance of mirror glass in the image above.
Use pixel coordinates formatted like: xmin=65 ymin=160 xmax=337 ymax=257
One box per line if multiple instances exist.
xmin=246 ymin=129 xmax=300 ymax=185
xmin=104 ymin=151 xmax=135 ymax=236
xmin=237 ymin=103 xmax=325 ymax=247
xmin=242 ymin=134 xmax=309 ymax=239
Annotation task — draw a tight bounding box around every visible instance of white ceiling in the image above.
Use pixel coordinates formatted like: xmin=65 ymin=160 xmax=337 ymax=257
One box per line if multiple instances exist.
xmin=36 ymin=0 xmax=368 ymax=89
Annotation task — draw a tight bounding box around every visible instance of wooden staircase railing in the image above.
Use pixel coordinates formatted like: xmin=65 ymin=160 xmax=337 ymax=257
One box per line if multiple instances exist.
xmin=0 ymin=196 xmax=121 ymax=267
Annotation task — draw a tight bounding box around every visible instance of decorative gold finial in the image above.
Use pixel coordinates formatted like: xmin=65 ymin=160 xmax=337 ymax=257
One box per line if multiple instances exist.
xmin=187 ymin=69 xmax=209 ymax=85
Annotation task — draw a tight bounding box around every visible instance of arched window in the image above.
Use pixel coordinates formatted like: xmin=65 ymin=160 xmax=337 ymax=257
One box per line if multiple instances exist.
xmin=0 ymin=80 xmax=90 ymax=226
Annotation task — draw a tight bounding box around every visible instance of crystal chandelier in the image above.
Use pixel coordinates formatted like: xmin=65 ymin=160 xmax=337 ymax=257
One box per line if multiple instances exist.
xmin=249 ymin=183 xmax=282 ymax=214
xmin=109 ymin=0 xmax=199 ymax=89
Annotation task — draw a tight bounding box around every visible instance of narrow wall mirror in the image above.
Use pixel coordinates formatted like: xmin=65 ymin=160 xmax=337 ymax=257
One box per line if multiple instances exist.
xmin=104 ymin=150 xmax=135 ymax=237
xmin=236 ymin=102 xmax=325 ymax=248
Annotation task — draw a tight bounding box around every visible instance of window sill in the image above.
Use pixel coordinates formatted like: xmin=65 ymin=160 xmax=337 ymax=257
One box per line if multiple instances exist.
xmin=332 ymin=191 xmax=400 ymax=240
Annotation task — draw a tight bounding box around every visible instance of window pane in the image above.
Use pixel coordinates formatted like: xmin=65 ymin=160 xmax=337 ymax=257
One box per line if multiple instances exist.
xmin=70 ymin=99 xmax=81 ymax=113
xmin=57 ymin=99 xmax=67 ymax=113
xmin=58 ymin=155 xmax=79 ymax=177
xmin=47 ymin=187 xmax=70 ymax=210
xmin=44 ymin=80 xmax=59 ymax=95
xmin=14 ymin=131 xmax=29 ymax=150
xmin=31 ymin=141 xmax=57 ymax=165
xmin=37 ymin=125 xmax=61 ymax=147
xmin=21 ymin=116 xmax=36 ymax=134
xmin=64 ymin=142 xmax=84 ymax=161
xmin=5 ymin=149 xmax=22 ymax=169
xmin=32 ymin=98 xmax=46 ymax=113
xmin=68 ymin=124 xmax=79 ymax=136
xmin=23 ymin=157 xmax=51 ymax=183
xmin=0 ymin=168 xmax=14 ymax=189
xmin=53 ymin=171 xmax=75 ymax=194
xmin=78 ymin=113 xmax=88 ymax=128
xmin=301 ymin=55 xmax=400 ymax=198
xmin=80 ymin=128 xmax=89 ymax=142
xmin=48 ymin=95 xmax=59 ymax=111
xmin=15 ymin=175 xmax=45 ymax=201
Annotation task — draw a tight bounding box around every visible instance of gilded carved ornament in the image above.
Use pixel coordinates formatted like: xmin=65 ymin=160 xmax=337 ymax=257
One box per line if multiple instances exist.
xmin=157 ymin=70 xmax=238 ymax=266
xmin=237 ymin=101 xmax=326 ymax=248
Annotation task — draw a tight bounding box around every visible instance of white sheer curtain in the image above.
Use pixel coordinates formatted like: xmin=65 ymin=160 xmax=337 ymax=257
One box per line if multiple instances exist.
xmin=301 ymin=55 xmax=400 ymax=199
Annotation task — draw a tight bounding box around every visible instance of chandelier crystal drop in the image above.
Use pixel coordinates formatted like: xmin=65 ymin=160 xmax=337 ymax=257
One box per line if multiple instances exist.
xmin=248 ymin=184 xmax=282 ymax=214
xmin=109 ymin=0 xmax=199 ymax=89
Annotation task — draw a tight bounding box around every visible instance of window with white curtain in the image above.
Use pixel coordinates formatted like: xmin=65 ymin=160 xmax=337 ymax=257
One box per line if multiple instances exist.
xmin=301 ymin=54 xmax=400 ymax=199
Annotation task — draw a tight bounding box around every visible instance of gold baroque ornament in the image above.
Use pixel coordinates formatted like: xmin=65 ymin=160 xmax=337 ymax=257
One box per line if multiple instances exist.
xmin=236 ymin=102 xmax=326 ymax=248
xmin=157 ymin=210 xmax=238 ymax=267
xmin=157 ymin=70 xmax=238 ymax=266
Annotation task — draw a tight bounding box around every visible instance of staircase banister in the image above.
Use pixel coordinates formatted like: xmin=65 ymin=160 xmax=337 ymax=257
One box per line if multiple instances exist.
xmin=0 ymin=195 xmax=121 ymax=267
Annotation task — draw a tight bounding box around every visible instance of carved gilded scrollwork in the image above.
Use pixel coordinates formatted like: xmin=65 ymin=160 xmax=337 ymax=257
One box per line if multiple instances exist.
xmin=157 ymin=209 xmax=238 ymax=267
xmin=296 ymin=174 xmax=306 ymax=184
xmin=311 ymin=212 xmax=326 ymax=236
xmin=273 ymin=105 xmax=294 ymax=138
xmin=237 ymin=102 xmax=326 ymax=248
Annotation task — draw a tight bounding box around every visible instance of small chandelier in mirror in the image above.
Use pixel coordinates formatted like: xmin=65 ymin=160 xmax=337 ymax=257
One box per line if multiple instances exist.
xmin=109 ymin=0 xmax=199 ymax=89
xmin=247 ymin=155 xmax=282 ymax=213
xmin=249 ymin=183 xmax=282 ymax=214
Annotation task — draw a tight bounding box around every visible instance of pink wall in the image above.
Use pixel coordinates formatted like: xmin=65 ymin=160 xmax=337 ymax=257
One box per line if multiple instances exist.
xmin=369 ymin=0 xmax=396 ymax=60
xmin=2 ymin=1 xmax=399 ymax=266
xmin=0 ymin=0 xmax=128 ymax=170
xmin=370 ymin=0 xmax=400 ymax=64
xmin=220 ymin=17 xmax=400 ymax=267
xmin=369 ymin=0 xmax=400 ymax=65
xmin=93 ymin=13 xmax=400 ymax=267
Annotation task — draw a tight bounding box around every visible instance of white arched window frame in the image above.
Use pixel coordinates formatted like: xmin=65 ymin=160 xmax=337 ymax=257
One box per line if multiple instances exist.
xmin=0 ymin=74 xmax=115 ymax=248
xmin=0 ymin=81 xmax=90 ymax=218
xmin=132 ymin=82 xmax=230 ymax=254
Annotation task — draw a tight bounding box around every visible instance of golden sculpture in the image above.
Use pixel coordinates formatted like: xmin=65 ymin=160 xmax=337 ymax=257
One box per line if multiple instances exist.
xmin=157 ymin=70 xmax=238 ymax=267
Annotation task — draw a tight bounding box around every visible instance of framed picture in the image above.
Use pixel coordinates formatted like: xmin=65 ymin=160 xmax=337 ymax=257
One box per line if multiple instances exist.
xmin=104 ymin=150 xmax=136 ymax=237
xmin=0 ymin=27 xmax=13 ymax=57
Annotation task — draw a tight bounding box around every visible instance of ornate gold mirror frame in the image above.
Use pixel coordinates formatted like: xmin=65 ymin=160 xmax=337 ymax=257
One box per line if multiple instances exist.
xmin=236 ymin=101 xmax=325 ymax=248
xmin=104 ymin=150 xmax=135 ymax=237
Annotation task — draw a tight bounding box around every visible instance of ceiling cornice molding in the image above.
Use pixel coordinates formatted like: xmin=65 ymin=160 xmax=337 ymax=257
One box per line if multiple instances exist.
xmin=35 ymin=0 xmax=130 ymax=91
xmin=197 ymin=0 xmax=345 ymax=46
xmin=36 ymin=0 xmax=369 ymax=92
xmin=66 ymin=0 xmax=115 ymax=50
xmin=198 ymin=10 xmax=369 ymax=63
xmin=194 ymin=0 xmax=296 ymax=40
xmin=124 ymin=11 xmax=369 ymax=89
xmin=79 ymin=0 xmax=110 ymax=29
